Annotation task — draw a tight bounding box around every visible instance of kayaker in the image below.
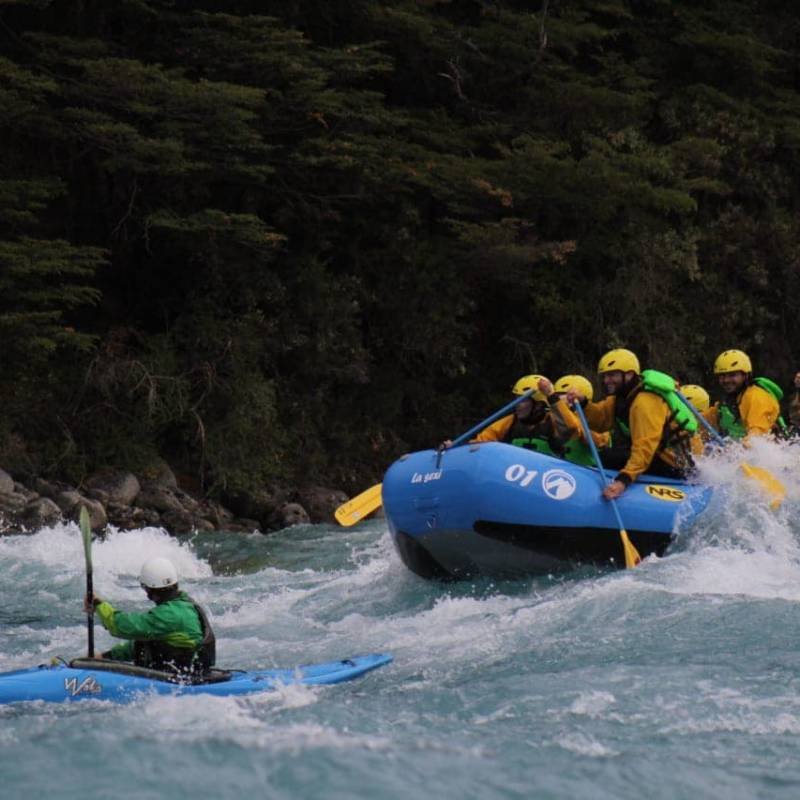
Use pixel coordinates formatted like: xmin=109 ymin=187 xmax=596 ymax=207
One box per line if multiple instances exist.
xmin=442 ymin=374 xmax=574 ymax=456
xmin=566 ymin=349 xmax=695 ymax=500
xmin=83 ymin=556 xmax=216 ymax=676
xmin=702 ymin=350 xmax=782 ymax=440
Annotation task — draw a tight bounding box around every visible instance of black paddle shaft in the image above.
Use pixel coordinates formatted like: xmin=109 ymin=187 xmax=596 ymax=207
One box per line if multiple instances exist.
xmin=80 ymin=507 xmax=95 ymax=659
xmin=86 ymin=565 xmax=94 ymax=658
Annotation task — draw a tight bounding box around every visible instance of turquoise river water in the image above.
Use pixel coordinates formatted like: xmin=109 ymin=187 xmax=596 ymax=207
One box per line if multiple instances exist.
xmin=2 ymin=442 xmax=800 ymax=799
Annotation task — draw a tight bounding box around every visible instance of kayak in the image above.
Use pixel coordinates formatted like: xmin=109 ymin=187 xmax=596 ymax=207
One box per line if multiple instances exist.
xmin=382 ymin=442 xmax=713 ymax=579
xmin=0 ymin=653 xmax=392 ymax=705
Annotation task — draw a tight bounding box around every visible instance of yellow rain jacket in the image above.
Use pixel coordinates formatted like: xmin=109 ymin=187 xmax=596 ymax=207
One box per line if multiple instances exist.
xmin=703 ymin=384 xmax=779 ymax=440
xmin=689 ymin=430 xmax=707 ymax=457
xmin=474 ymin=400 xmax=577 ymax=454
xmin=584 ymin=390 xmax=681 ymax=485
xmin=474 ymin=413 xmax=516 ymax=443
xmin=549 ymin=397 xmax=610 ymax=450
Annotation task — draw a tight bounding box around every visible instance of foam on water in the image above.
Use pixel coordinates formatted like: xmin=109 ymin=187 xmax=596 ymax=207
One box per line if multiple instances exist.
xmin=652 ymin=439 xmax=800 ymax=601
xmin=3 ymin=443 xmax=800 ymax=798
xmin=0 ymin=521 xmax=211 ymax=590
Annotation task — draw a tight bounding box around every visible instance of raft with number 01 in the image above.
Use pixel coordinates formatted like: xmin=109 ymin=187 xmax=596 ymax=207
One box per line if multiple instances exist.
xmin=382 ymin=442 xmax=713 ymax=579
xmin=0 ymin=653 xmax=392 ymax=706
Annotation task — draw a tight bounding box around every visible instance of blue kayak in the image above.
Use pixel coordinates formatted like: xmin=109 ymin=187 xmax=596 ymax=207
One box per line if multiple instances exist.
xmin=0 ymin=654 xmax=392 ymax=705
xmin=382 ymin=442 xmax=713 ymax=579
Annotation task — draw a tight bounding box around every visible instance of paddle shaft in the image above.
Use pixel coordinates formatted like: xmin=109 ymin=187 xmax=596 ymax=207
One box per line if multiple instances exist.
xmin=86 ymin=562 xmax=95 ymax=658
xmin=338 ymin=391 xmax=538 ymax=523
xmin=79 ymin=507 xmax=95 ymax=658
xmin=448 ymin=389 xmax=534 ymax=449
xmin=572 ymin=401 xmax=628 ymax=534
xmin=675 ymin=391 xmax=725 ymax=446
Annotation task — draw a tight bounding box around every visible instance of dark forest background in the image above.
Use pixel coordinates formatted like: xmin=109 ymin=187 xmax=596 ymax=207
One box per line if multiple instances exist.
xmin=2 ymin=0 xmax=800 ymax=496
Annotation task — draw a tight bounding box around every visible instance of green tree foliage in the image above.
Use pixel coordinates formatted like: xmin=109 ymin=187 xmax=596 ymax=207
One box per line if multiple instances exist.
xmin=0 ymin=179 xmax=104 ymax=361
xmin=1 ymin=0 xmax=799 ymax=491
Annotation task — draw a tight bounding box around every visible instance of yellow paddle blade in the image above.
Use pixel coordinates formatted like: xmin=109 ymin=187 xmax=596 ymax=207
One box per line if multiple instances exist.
xmin=334 ymin=483 xmax=383 ymax=527
xmin=740 ymin=463 xmax=785 ymax=510
xmin=620 ymin=529 xmax=642 ymax=569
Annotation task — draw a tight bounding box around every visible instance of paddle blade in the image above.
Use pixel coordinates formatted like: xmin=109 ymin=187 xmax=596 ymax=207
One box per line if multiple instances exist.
xmin=335 ymin=483 xmax=382 ymax=527
xmin=620 ymin=529 xmax=642 ymax=569
xmin=79 ymin=506 xmax=92 ymax=569
xmin=740 ymin=463 xmax=786 ymax=510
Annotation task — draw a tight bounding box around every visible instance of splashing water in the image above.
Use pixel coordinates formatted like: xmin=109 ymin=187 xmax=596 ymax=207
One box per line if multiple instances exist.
xmin=2 ymin=444 xmax=800 ymax=799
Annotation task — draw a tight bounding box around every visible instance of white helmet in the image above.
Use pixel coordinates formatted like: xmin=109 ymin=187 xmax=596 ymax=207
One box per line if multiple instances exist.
xmin=139 ymin=557 xmax=178 ymax=589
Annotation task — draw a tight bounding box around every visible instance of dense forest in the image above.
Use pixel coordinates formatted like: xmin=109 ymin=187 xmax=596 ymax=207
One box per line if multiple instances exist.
xmin=2 ymin=0 xmax=800 ymax=497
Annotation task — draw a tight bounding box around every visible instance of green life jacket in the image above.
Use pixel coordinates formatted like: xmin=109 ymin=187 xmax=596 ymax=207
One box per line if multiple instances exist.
xmin=562 ymin=437 xmax=596 ymax=466
xmin=641 ymin=370 xmax=698 ymax=435
xmin=106 ymin=592 xmax=216 ymax=675
xmin=614 ymin=370 xmax=698 ymax=444
xmin=510 ymin=436 xmax=556 ymax=454
xmin=719 ymin=377 xmax=787 ymax=439
xmin=753 ymin=377 xmax=789 ymax=434
xmin=753 ymin=376 xmax=783 ymax=402
xmin=717 ymin=402 xmax=745 ymax=439
xmin=132 ymin=594 xmax=215 ymax=675
xmin=505 ymin=418 xmax=558 ymax=456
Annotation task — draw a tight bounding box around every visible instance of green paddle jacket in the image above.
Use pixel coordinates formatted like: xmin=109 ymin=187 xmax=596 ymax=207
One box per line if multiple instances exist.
xmin=97 ymin=591 xmax=213 ymax=672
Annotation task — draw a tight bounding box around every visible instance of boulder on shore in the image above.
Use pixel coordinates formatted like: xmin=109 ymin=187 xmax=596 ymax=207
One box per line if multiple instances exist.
xmin=22 ymin=497 xmax=61 ymax=528
xmin=0 ymin=459 xmax=353 ymax=540
xmin=70 ymin=497 xmax=108 ymax=531
xmin=85 ymin=470 xmax=141 ymax=507
xmin=0 ymin=468 xmax=14 ymax=495
xmin=0 ymin=490 xmax=29 ymax=516
xmin=136 ymin=483 xmax=186 ymax=515
xmin=266 ymin=502 xmax=310 ymax=530
xmin=297 ymin=485 xmax=349 ymax=524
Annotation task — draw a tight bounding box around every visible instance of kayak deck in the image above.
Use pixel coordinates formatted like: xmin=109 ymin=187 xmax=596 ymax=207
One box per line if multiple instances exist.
xmin=0 ymin=653 xmax=392 ymax=705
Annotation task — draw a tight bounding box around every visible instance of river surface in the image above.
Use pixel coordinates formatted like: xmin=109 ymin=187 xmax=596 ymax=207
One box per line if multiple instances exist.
xmin=2 ymin=443 xmax=800 ymax=799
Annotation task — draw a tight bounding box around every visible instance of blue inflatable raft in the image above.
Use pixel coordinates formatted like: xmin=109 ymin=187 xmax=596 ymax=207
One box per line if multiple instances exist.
xmin=0 ymin=654 xmax=392 ymax=705
xmin=382 ymin=442 xmax=713 ymax=579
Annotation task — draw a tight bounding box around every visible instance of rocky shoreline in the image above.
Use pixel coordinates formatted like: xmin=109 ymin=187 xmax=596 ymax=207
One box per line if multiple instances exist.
xmin=0 ymin=463 xmax=353 ymax=535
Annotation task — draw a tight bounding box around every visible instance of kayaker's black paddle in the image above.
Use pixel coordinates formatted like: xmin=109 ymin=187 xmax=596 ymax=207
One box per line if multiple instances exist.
xmin=79 ymin=506 xmax=95 ymax=658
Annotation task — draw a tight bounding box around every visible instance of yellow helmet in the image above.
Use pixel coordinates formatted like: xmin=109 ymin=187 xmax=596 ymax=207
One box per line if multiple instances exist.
xmin=512 ymin=374 xmax=548 ymax=402
xmin=597 ymin=348 xmax=640 ymax=375
xmin=713 ymin=349 xmax=752 ymax=374
xmin=680 ymin=384 xmax=709 ymax=413
xmin=553 ymin=374 xmax=594 ymax=402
